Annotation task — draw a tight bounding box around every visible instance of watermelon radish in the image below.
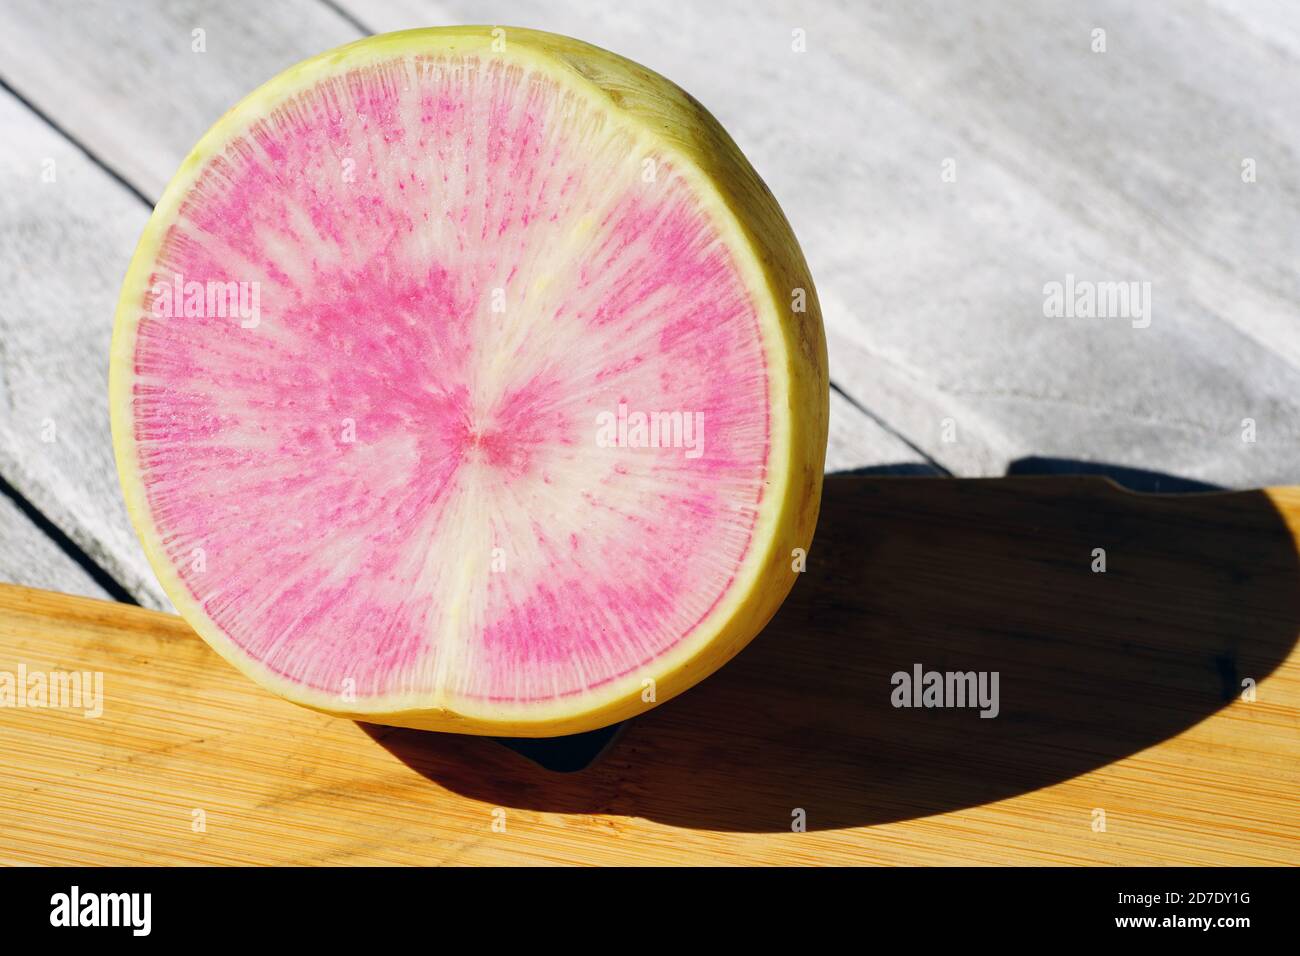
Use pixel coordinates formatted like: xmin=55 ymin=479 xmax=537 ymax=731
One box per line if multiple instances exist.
xmin=110 ymin=27 xmax=827 ymax=737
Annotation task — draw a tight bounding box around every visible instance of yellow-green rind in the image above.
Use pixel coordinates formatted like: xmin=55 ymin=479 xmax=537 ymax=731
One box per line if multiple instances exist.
xmin=110 ymin=27 xmax=828 ymax=737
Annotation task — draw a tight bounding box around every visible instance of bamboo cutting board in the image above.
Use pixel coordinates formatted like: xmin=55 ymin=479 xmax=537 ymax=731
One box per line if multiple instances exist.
xmin=2 ymin=476 xmax=1299 ymax=866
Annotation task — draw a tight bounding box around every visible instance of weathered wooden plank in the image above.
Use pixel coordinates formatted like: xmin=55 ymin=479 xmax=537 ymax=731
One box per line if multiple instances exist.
xmin=1208 ymin=0 xmax=1300 ymax=60
xmin=811 ymin=0 xmax=1300 ymax=486
xmin=826 ymin=390 xmax=935 ymax=475
xmin=0 ymin=90 xmax=167 ymax=605
xmin=0 ymin=0 xmax=361 ymax=201
xmin=336 ymin=0 xmax=1300 ymax=486
xmin=0 ymin=494 xmax=109 ymax=600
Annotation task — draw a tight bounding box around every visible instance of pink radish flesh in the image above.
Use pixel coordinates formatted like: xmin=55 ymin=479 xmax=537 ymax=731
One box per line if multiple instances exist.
xmin=128 ymin=56 xmax=771 ymax=704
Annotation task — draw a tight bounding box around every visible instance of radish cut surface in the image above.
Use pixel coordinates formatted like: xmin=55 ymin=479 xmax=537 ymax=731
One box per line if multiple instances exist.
xmin=112 ymin=28 xmax=828 ymax=736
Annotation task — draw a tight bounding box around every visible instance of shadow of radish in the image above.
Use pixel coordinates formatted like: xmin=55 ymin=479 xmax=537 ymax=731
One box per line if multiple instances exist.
xmin=362 ymin=465 xmax=1300 ymax=832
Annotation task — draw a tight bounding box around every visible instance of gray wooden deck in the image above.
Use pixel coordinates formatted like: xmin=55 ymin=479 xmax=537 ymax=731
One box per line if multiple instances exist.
xmin=1 ymin=0 xmax=1297 ymax=609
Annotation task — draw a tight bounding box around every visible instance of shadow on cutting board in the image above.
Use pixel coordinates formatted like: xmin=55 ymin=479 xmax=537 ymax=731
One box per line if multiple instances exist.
xmin=362 ymin=462 xmax=1300 ymax=831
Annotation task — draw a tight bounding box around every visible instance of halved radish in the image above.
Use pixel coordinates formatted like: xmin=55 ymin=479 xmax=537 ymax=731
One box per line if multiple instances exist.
xmin=110 ymin=27 xmax=827 ymax=736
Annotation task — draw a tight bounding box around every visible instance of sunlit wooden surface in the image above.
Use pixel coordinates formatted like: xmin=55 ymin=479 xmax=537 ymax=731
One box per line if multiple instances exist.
xmin=3 ymin=477 xmax=1297 ymax=865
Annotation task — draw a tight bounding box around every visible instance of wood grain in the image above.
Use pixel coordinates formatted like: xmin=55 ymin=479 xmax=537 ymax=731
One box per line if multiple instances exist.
xmin=2 ymin=475 xmax=1297 ymax=865
xmin=0 ymin=493 xmax=108 ymax=600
